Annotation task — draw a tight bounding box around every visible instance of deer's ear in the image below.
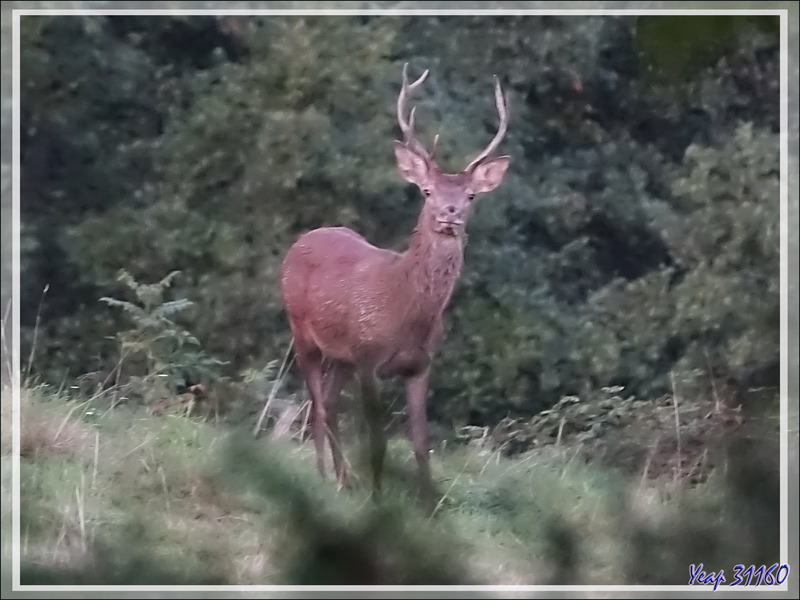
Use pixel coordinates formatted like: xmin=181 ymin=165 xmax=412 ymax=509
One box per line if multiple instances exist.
xmin=469 ymin=156 xmax=510 ymax=194
xmin=394 ymin=141 xmax=429 ymax=186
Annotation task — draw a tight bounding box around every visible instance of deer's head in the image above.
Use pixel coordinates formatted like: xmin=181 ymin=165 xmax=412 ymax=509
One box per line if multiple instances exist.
xmin=394 ymin=64 xmax=510 ymax=238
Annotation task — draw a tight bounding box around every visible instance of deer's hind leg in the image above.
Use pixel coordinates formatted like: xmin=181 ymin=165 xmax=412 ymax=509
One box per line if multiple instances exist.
xmin=322 ymin=360 xmax=355 ymax=489
xmin=292 ymin=338 xmax=329 ymax=478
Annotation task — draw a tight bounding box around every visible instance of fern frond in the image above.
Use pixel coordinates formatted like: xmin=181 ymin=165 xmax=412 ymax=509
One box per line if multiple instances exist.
xmin=159 ymin=271 xmax=182 ymax=289
xmin=115 ymin=269 xmax=138 ymax=291
xmin=99 ymin=297 xmax=147 ymax=318
xmin=152 ymin=299 xmax=194 ymax=318
xmin=101 ymin=269 xmax=225 ymax=390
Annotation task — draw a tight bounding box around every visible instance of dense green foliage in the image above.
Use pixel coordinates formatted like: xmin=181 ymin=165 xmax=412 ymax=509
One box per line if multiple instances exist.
xmin=19 ymin=15 xmax=779 ymax=428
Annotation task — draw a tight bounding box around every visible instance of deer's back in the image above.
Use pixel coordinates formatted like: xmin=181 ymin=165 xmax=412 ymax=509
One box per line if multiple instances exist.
xmin=280 ymin=227 xmax=398 ymax=284
xmin=280 ymin=227 xmax=413 ymax=365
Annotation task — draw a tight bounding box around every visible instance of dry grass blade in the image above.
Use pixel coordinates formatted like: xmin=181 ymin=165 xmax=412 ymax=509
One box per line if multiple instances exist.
xmin=25 ymin=284 xmax=49 ymax=382
xmin=253 ymin=338 xmax=294 ymax=438
xmin=670 ymin=371 xmax=682 ymax=483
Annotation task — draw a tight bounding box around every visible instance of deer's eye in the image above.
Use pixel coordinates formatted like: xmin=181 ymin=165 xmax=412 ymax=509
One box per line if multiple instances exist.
xmin=422 ymin=189 xmax=432 ymax=197
xmin=467 ymin=193 xmax=476 ymax=201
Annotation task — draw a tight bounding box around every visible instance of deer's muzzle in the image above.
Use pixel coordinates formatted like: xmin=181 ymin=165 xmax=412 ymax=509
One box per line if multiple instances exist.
xmin=435 ymin=218 xmax=464 ymax=236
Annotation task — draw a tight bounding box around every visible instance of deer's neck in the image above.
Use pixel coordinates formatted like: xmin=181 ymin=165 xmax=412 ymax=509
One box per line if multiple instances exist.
xmin=399 ymin=222 xmax=465 ymax=317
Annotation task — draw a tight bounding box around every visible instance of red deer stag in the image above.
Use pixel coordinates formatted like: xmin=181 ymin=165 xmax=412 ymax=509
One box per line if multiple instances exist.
xmin=279 ymin=64 xmax=510 ymax=504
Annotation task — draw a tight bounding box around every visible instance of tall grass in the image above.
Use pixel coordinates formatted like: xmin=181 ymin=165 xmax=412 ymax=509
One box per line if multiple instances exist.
xmin=1 ymin=378 xmax=780 ymax=586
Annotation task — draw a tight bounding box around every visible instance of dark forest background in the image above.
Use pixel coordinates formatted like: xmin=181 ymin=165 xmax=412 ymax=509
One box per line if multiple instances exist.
xmin=17 ymin=14 xmax=780 ymax=426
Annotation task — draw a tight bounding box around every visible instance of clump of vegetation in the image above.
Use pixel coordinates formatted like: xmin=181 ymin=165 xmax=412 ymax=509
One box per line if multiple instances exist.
xmin=98 ymin=269 xmax=226 ymax=410
xmin=667 ymin=122 xmax=779 ymax=383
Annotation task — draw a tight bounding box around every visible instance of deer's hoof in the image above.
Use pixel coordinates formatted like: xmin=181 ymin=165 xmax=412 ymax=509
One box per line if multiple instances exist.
xmin=335 ymin=473 xmax=353 ymax=491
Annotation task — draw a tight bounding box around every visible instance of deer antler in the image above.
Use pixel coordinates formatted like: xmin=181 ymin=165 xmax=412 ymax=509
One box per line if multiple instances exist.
xmin=397 ymin=63 xmax=431 ymax=158
xmin=465 ymin=76 xmax=509 ymax=172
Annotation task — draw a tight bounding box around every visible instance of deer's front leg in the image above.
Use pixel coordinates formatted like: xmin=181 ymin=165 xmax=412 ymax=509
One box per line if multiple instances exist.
xmin=405 ymin=369 xmax=438 ymax=508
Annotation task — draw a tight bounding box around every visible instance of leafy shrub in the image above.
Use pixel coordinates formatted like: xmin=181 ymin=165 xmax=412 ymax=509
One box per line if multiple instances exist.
xmin=100 ymin=269 xmax=225 ymax=406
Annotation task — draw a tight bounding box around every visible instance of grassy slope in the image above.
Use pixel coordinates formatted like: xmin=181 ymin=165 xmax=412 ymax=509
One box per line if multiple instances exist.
xmin=1 ymin=382 xmax=781 ymax=586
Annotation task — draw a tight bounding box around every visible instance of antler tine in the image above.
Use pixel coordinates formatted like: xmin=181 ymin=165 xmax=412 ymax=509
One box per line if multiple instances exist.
xmin=430 ymin=133 xmax=440 ymax=158
xmin=397 ymin=63 xmax=431 ymax=157
xmin=408 ymin=106 xmax=417 ymax=135
xmin=465 ymin=76 xmax=509 ymax=172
